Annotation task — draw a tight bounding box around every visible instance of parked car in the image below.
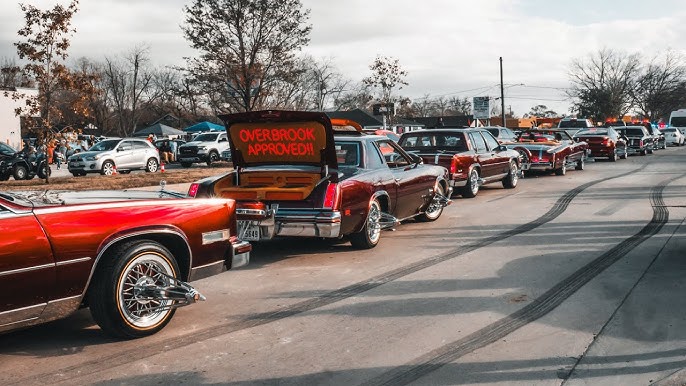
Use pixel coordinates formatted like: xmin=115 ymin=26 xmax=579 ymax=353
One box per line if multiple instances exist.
xmin=188 ymin=110 xmax=452 ymax=249
xmin=67 ymin=138 xmax=160 ymax=176
xmin=178 ymin=132 xmax=231 ymax=167
xmin=558 ymin=117 xmax=594 ymax=136
xmin=614 ymin=126 xmax=654 ymax=156
xmin=0 ymin=188 xmax=250 ymax=338
xmin=647 ymin=125 xmax=666 ymax=150
xmin=662 ymin=127 xmax=685 ymax=146
xmin=0 ymin=142 xmax=50 ymax=181
xmin=398 ymin=128 xmax=522 ymax=198
xmin=507 ymin=129 xmax=588 ymax=175
xmin=484 ymin=126 xmax=518 ymax=143
xmin=573 ymin=127 xmax=628 ymax=161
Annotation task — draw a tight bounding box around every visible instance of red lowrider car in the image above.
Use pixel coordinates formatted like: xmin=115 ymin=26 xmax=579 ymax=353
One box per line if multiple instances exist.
xmin=506 ymin=129 xmax=588 ymax=176
xmin=572 ymin=127 xmax=628 ymax=161
xmin=188 ymin=110 xmax=452 ymax=249
xmin=0 ymin=189 xmax=250 ymax=339
xmin=398 ymin=128 xmax=522 ymax=198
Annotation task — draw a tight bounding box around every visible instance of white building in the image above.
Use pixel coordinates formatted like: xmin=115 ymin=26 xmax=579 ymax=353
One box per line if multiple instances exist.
xmin=1 ymin=87 xmax=38 ymax=150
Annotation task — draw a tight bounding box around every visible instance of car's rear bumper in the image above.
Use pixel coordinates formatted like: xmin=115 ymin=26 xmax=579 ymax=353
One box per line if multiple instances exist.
xmin=238 ymin=209 xmax=342 ymax=241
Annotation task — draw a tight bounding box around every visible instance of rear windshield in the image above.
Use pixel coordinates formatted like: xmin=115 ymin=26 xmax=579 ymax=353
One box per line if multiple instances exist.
xmin=559 ymin=120 xmax=590 ymax=128
xmin=575 ymin=129 xmax=608 ymax=136
xmin=617 ymin=128 xmax=645 ymax=136
xmin=334 ymin=141 xmax=361 ymax=167
xmin=399 ymin=133 xmax=467 ymax=151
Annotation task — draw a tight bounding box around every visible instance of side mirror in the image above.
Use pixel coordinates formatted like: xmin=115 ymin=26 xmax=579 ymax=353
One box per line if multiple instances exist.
xmin=407 ymin=152 xmax=423 ymax=164
xmin=497 ymin=145 xmax=508 ymax=151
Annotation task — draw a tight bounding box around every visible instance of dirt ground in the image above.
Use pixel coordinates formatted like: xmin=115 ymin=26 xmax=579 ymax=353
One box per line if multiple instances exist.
xmin=0 ymin=166 xmax=233 ymax=191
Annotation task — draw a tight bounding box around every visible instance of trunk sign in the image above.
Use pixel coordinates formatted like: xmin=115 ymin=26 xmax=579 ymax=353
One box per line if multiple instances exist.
xmin=230 ymin=121 xmax=328 ymax=164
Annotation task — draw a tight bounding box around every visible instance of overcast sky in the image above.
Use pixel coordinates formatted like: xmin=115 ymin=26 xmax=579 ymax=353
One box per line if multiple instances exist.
xmin=2 ymin=0 xmax=685 ymax=116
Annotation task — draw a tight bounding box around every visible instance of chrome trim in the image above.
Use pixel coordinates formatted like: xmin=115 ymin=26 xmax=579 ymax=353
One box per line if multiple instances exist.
xmin=236 ymin=208 xmax=267 ymax=216
xmin=0 ymin=263 xmax=54 ymax=278
xmin=231 ymin=240 xmax=251 ymax=269
xmin=0 ymin=303 xmax=46 ymax=327
xmin=0 ymin=296 xmax=81 ymax=333
xmin=55 ymin=257 xmax=92 ymax=266
xmin=80 ymin=229 xmax=192 ymax=301
xmin=189 ymin=260 xmax=224 ymax=281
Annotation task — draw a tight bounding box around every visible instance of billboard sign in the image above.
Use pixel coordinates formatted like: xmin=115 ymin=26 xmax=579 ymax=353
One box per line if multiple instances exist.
xmin=473 ymin=97 xmax=490 ymax=120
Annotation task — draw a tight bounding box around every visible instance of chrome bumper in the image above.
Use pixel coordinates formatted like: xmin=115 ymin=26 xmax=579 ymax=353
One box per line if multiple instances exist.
xmin=238 ymin=210 xmax=342 ymax=240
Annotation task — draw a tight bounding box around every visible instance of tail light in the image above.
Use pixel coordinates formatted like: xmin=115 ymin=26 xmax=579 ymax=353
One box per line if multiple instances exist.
xmin=639 ymin=140 xmax=644 ymax=147
xmin=323 ymin=182 xmax=340 ymax=210
xmin=602 ymin=138 xmax=611 ymax=146
xmin=188 ymin=183 xmax=200 ymax=197
xmin=450 ymin=158 xmax=458 ymax=174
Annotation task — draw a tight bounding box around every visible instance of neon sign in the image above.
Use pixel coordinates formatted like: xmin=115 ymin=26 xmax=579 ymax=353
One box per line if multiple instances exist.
xmin=231 ymin=122 xmax=327 ymax=163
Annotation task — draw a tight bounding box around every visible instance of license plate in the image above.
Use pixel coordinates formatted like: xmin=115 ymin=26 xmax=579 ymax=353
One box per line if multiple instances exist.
xmin=238 ymin=221 xmax=260 ymax=241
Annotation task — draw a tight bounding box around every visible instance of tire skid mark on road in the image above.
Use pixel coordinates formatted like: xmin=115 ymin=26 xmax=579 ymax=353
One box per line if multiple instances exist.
xmin=361 ymin=173 xmax=683 ymax=386
xmin=12 ymin=165 xmax=648 ymax=385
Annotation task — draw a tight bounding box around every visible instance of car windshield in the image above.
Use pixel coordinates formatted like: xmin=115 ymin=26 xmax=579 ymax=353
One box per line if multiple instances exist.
xmin=399 ymin=133 xmax=467 ymax=151
xmin=559 ymin=120 xmax=589 ymax=128
xmin=670 ymin=117 xmax=686 ymax=127
xmin=88 ymin=139 xmax=120 ymax=151
xmin=194 ymin=133 xmax=219 ymax=141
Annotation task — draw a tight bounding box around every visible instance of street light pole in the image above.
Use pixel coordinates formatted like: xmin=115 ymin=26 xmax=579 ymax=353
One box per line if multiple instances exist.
xmin=500 ymin=57 xmax=506 ymax=128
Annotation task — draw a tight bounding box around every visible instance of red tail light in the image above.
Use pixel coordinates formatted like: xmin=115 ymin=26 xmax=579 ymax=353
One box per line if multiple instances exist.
xmin=602 ymin=138 xmax=610 ymax=146
xmin=639 ymin=140 xmax=643 ymax=147
xmin=323 ymin=182 xmax=340 ymax=210
xmin=450 ymin=158 xmax=458 ymax=174
xmin=188 ymin=183 xmax=200 ymax=197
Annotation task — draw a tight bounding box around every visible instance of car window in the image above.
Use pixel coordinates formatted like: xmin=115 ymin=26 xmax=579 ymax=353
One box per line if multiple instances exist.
xmin=468 ymin=132 xmax=487 ymax=153
xmin=334 ymin=141 xmax=361 ymax=167
xmin=504 ymin=128 xmax=516 ymax=140
xmin=0 ymin=143 xmax=15 ymax=156
xmin=398 ymin=133 xmax=467 ymax=151
xmin=133 ymin=140 xmax=152 ymax=149
xmin=90 ymin=139 xmax=119 ymax=151
xmin=480 ymin=131 xmax=500 ymax=151
xmin=377 ymin=140 xmax=410 ymax=168
xmin=365 ymin=141 xmax=384 ymax=169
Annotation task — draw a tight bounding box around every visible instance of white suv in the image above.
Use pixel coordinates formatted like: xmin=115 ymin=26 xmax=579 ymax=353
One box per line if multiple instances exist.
xmin=177 ymin=132 xmax=230 ymax=167
xmin=67 ymin=138 xmax=160 ymax=176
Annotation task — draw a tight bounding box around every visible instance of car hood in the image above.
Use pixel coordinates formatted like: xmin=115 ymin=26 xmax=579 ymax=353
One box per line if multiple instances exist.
xmin=8 ymin=189 xmax=185 ymax=207
xmin=219 ymin=110 xmax=338 ymax=170
xmin=180 ymin=141 xmax=203 ymax=147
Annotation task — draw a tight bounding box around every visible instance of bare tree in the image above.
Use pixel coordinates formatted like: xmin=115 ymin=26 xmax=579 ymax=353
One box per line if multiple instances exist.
xmin=568 ymin=48 xmax=641 ymax=121
xmin=0 ymin=56 xmax=33 ymax=89
xmin=182 ymin=0 xmax=311 ymax=112
xmin=363 ymin=55 xmax=408 ymax=103
xmin=631 ymin=51 xmax=686 ymax=121
xmin=333 ymin=82 xmax=374 ymax=111
xmin=102 ymin=46 xmax=160 ymax=136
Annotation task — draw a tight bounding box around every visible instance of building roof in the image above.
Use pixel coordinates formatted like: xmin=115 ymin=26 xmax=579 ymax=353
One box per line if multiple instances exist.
xmin=326 ymin=109 xmax=383 ymax=129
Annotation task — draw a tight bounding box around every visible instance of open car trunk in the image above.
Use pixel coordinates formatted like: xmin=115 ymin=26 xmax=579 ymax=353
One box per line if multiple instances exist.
xmin=213 ymin=110 xmax=339 ymax=203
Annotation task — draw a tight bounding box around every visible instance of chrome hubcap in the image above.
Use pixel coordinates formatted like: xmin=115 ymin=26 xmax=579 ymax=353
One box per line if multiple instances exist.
xmin=118 ymin=254 xmax=174 ymax=328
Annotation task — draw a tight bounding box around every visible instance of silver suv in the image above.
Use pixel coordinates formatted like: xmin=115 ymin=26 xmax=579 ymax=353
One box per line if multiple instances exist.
xmin=67 ymin=138 xmax=160 ymax=176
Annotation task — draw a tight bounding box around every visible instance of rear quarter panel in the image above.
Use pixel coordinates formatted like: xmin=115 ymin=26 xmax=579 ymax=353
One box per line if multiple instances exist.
xmin=34 ymin=198 xmax=237 ymax=300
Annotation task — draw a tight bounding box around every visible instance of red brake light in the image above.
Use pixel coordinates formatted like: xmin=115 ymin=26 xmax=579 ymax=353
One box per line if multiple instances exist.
xmin=602 ymin=138 xmax=610 ymax=146
xmin=188 ymin=183 xmax=200 ymax=197
xmin=450 ymin=158 xmax=458 ymax=174
xmin=323 ymin=182 xmax=340 ymax=210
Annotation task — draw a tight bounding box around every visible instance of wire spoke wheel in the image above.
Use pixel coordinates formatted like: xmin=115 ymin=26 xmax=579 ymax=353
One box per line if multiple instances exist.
xmin=117 ymin=253 xmax=175 ymax=329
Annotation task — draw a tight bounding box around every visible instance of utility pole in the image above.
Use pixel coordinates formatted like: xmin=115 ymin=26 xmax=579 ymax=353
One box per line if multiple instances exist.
xmin=500 ymin=57 xmax=506 ymax=128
